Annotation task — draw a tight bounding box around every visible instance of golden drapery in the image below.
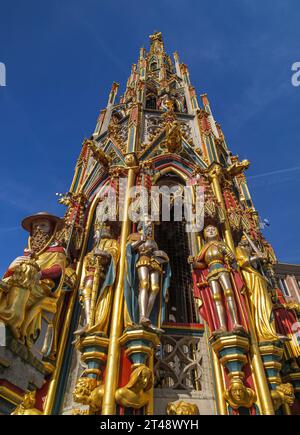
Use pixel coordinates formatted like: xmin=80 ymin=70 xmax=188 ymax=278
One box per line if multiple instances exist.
xmin=22 ymin=250 xmax=66 ymax=340
xmin=87 ymin=238 xmax=120 ymax=335
xmin=236 ymin=247 xmax=278 ymax=342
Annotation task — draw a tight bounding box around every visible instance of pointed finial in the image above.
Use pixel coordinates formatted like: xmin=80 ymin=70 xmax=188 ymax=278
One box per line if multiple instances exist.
xmin=149 ymin=31 xmax=163 ymax=42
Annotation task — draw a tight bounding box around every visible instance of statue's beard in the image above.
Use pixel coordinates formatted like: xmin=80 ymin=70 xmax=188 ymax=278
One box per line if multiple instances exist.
xmin=30 ymin=227 xmax=52 ymax=253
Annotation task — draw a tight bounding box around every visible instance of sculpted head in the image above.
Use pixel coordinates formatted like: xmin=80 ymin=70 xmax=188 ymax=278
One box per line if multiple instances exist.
xmin=230 ymin=379 xmax=246 ymax=403
xmin=32 ymin=218 xmax=53 ymax=236
xmin=22 ymin=391 xmax=36 ymax=409
xmin=203 ymin=225 xmax=219 ymax=241
xmin=278 ymin=383 xmax=295 ymax=407
xmin=225 ymin=378 xmax=256 ymax=409
xmin=126 ymin=365 xmax=153 ymax=392
xmin=94 ymin=223 xmax=114 ymax=244
xmin=30 ymin=218 xmax=55 ymax=253
xmin=73 ymin=377 xmax=97 ymax=405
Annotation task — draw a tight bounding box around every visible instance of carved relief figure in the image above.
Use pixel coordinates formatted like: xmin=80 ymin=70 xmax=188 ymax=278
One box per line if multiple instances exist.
xmin=115 ymin=365 xmax=153 ymax=409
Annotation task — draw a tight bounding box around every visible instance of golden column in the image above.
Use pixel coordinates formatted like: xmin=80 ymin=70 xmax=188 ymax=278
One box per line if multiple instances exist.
xmin=208 ymin=163 xmax=275 ymax=415
xmin=102 ymin=103 xmax=141 ymax=415
xmin=43 ymin=192 xmax=86 ymax=415
xmin=101 ymin=162 xmax=137 ymax=415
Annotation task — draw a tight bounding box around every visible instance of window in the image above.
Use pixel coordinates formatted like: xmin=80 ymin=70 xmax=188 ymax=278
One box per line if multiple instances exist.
xmin=146 ymin=96 xmax=157 ymax=110
xmin=150 ymin=62 xmax=157 ymax=72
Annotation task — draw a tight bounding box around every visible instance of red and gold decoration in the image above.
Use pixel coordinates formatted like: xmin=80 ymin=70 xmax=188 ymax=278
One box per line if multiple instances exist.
xmin=0 ymin=32 xmax=299 ymax=416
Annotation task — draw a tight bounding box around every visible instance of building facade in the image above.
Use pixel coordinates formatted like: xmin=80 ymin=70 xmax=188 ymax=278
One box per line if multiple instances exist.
xmin=0 ymin=32 xmax=300 ymax=416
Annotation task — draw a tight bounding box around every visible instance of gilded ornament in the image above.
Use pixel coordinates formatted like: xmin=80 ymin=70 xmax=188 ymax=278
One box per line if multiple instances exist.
xmin=115 ymin=365 xmax=153 ymax=409
xmin=166 ymin=401 xmax=199 ymax=415
xmin=11 ymin=391 xmax=42 ymax=415
xmin=271 ymin=383 xmax=295 ymax=411
xmin=224 ymin=377 xmax=256 ymax=409
xmin=73 ymin=377 xmax=104 ymax=414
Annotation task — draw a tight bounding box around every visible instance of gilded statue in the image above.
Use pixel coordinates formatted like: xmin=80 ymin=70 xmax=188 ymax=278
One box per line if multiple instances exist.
xmin=124 ymin=217 xmax=171 ymax=333
xmin=224 ymin=377 xmax=257 ymax=410
xmin=115 ymin=364 xmax=153 ymax=409
xmin=11 ymin=391 xmax=42 ymax=415
xmin=75 ymin=222 xmax=119 ymax=336
xmin=236 ymin=235 xmax=279 ymax=342
xmin=166 ymin=401 xmax=199 ymax=415
xmin=73 ymin=377 xmax=104 ymax=414
xmin=190 ymin=225 xmax=243 ymax=334
xmin=0 ymin=212 xmax=66 ymax=344
xmin=271 ymin=383 xmax=295 ymax=411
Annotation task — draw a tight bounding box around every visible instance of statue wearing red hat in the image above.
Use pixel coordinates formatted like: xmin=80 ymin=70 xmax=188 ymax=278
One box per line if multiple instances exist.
xmin=0 ymin=212 xmax=66 ymax=345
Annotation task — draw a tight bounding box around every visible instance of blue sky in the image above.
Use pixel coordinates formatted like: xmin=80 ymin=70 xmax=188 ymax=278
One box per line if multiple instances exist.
xmin=0 ymin=0 xmax=299 ymax=274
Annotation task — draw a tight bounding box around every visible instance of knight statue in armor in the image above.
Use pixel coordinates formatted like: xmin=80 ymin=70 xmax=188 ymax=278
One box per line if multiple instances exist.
xmin=124 ymin=216 xmax=171 ymax=333
xmin=190 ymin=224 xmax=243 ymax=334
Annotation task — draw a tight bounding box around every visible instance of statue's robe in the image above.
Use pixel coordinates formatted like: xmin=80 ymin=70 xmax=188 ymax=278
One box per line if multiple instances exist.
xmin=273 ymin=289 xmax=300 ymax=359
xmin=236 ymin=246 xmax=278 ymax=342
xmin=86 ymin=238 xmax=119 ymax=335
xmin=1 ymin=241 xmax=66 ymax=341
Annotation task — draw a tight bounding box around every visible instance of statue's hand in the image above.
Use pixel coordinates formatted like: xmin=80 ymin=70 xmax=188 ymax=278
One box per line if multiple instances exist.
xmin=258 ymin=252 xmax=268 ymax=261
xmin=34 ymin=271 xmax=42 ymax=284
xmin=8 ymin=256 xmax=29 ymax=270
xmin=225 ymin=253 xmax=236 ymax=265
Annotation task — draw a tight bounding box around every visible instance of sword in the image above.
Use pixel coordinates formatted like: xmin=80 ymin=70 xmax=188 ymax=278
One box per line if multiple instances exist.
xmin=243 ymin=231 xmax=271 ymax=283
xmin=243 ymin=231 xmax=262 ymax=257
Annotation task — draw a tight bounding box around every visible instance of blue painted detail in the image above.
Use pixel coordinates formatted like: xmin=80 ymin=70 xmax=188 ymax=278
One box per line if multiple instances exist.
xmin=81 ymin=345 xmax=107 ymax=354
xmin=141 ymin=131 xmax=166 ymax=159
xmin=125 ymin=339 xmax=151 ymax=349
xmin=224 ymin=361 xmax=244 ymax=373
xmin=130 ymin=353 xmax=148 ymax=365
xmin=52 ymin=296 xmax=81 ymax=414
xmin=128 ymin=127 xmax=135 ymax=152
xmin=265 ymin=368 xmax=279 ymax=378
xmin=162 ymin=327 xmax=204 ymax=337
xmin=104 ymin=140 xmax=125 ymax=162
xmin=73 ymin=165 xmax=82 ymax=191
xmin=261 ymin=354 xmax=281 ymax=363
xmin=205 ymin=137 xmax=214 ymax=163
xmin=182 ymin=138 xmax=207 ymax=168
xmin=219 ymin=347 xmax=244 ymax=357
xmin=87 ymin=174 xmax=109 ymax=198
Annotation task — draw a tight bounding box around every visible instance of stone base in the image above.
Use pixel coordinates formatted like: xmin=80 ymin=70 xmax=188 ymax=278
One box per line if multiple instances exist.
xmin=154 ymin=388 xmax=216 ymax=415
xmin=0 ymin=325 xmax=46 ymax=414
